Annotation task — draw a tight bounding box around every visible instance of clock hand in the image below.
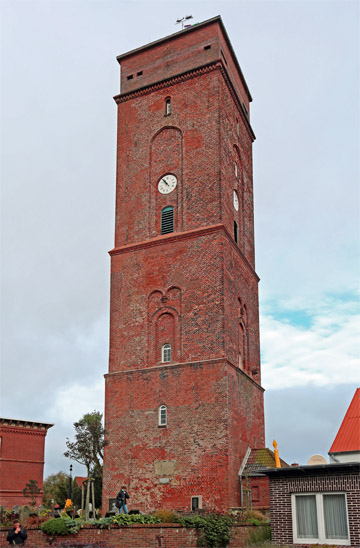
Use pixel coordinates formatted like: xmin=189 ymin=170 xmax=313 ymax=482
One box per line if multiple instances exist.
xmin=161 ymin=178 xmax=169 ymax=186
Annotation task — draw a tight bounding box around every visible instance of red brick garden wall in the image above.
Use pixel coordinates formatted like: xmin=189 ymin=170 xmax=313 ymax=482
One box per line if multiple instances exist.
xmin=0 ymin=523 xmax=255 ymax=548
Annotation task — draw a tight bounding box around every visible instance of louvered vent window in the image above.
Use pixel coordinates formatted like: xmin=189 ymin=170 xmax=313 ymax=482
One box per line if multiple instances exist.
xmin=161 ymin=206 xmax=174 ymax=234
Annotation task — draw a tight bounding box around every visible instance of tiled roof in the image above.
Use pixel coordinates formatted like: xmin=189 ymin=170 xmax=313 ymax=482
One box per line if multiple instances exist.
xmin=75 ymin=476 xmax=87 ymax=487
xmin=244 ymin=448 xmax=289 ymax=474
xmin=329 ymin=388 xmax=360 ymax=453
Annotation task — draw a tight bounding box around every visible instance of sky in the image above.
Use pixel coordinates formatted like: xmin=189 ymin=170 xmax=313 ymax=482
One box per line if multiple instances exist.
xmin=1 ymin=0 xmax=359 ymax=481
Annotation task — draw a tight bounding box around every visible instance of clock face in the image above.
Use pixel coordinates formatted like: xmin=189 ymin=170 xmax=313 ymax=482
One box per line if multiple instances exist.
xmin=158 ymin=174 xmax=177 ymax=194
xmin=233 ymin=190 xmax=239 ymax=211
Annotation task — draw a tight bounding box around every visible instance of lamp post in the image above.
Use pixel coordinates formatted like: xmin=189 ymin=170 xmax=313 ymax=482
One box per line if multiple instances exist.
xmin=68 ymin=464 xmax=73 ymax=500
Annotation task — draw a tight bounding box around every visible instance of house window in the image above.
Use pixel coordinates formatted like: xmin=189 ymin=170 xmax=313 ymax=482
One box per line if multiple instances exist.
xmin=292 ymin=493 xmax=350 ymax=545
xmin=234 ymin=221 xmax=238 ymax=244
xmin=162 ymin=343 xmax=171 ymax=362
xmin=161 ymin=206 xmax=174 ymax=234
xmin=165 ymin=97 xmax=171 ymax=116
xmin=235 ymin=161 xmax=238 ymax=178
xmin=158 ymin=405 xmax=167 ymax=426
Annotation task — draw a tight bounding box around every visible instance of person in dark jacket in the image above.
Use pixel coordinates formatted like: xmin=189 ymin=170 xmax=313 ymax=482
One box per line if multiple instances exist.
xmin=7 ymin=521 xmax=27 ymax=545
xmin=115 ymin=485 xmax=130 ymax=514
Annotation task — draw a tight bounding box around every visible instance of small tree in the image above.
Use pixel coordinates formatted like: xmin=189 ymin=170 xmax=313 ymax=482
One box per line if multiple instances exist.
xmin=42 ymin=471 xmax=71 ymax=508
xmin=23 ymin=479 xmax=41 ymax=506
xmin=64 ymin=411 xmax=108 ymax=518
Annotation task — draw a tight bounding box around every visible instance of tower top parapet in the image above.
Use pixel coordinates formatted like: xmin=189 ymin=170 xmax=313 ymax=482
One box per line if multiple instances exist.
xmin=116 ymin=15 xmax=252 ymax=114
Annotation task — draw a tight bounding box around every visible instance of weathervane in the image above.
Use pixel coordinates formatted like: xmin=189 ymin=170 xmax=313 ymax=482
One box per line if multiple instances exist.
xmin=176 ymin=15 xmax=193 ymax=30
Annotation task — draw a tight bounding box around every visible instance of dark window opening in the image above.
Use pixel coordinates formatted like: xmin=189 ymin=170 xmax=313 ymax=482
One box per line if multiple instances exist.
xmin=137 ymin=71 xmax=143 ymax=77
xmin=204 ymin=45 xmax=211 ymax=50
xmin=234 ymin=221 xmax=238 ymax=244
xmin=191 ymin=497 xmax=199 ymax=512
xmin=127 ymin=74 xmax=133 ymax=80
xmin=161 ymin=206 xmax=174 ymax=234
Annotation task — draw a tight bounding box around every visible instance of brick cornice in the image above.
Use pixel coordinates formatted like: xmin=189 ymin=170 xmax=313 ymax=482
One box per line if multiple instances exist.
xmin=105 ymin=357 xmax=264 ymax=391
xmin=109 ymin=223 xmax=259 ymax=282
xmin=0 ymin=427 xmax=47 ymax=436
xmin=0 ymin=458 xmax=45 ymax=464
xmin=114 ymin=61 xmax=255 ymax=141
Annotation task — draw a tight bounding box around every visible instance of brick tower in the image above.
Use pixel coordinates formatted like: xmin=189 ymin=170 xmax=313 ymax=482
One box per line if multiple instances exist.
xmin=103 ymin=16 xmax=265 ymax=513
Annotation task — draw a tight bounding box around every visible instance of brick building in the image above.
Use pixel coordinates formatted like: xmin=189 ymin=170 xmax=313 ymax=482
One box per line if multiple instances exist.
xmin=0 ymin=417 xmax=53 ymax=508
xmin=103 ymin=16 xmax=265 ymax=513
xmin=264 ymin=463 xmax=360 ymax=546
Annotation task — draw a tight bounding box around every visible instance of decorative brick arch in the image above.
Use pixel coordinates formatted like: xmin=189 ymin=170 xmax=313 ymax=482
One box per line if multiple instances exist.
xmin=237 ymin=298 xmax=249 ymax=372
xmin=149 ymin=126 xmax=183 ymax=235
xmin=233 ymin=144 xmax=244 ymax=250
xmin=148 ymin=287 xmax=182 ymax=364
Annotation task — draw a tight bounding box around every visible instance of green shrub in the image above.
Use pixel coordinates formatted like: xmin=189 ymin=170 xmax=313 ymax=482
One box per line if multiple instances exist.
xmin=41 ymin=517 xmax=80 ymax=536
xmin=152 ymin=509 xmax=179 ymax=523
xmin=96 ymin=513 xmax=161 ymax=529
xmin=178 ymin=514 xmax=233 ymax=548
xmin=113 ymin=513 xmax=160 ymax=525
xmin=245 ymin=524 xmax=271 ymax=545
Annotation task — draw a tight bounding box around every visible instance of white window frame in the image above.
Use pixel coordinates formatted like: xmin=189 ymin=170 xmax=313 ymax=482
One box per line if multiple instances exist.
xmin=158 ymin=405 xmax=167 ymax=427
xmin=291 ymin=493 xmax=350 ymax=545
xmin=162 ymin=343 xmax=171 ymax=363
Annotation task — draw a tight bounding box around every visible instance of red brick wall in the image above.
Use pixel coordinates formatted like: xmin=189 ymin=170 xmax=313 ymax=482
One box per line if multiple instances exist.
xmin=248 ymin=476 xmax=270 ymax=508
xmin=103 ymin=19 xmax=264 ymax=513
xmin=0 ymin=425 xmax=48 ymax=508
xmin=268 ymin=469 xmax=360 ymax=547
xmin=0 ymin=523 xmax=257 ymax=548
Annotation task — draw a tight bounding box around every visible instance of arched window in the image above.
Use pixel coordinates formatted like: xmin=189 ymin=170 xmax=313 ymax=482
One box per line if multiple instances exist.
xmin=162 ymin=343 xmax=171 ymax=363
xmin=165 ymin=97 xmax=171 ymax=116
xmin=161 ymin=206 xmax=174 ymax=234
xmin=158 ymin=405 xmax=167 ymax=426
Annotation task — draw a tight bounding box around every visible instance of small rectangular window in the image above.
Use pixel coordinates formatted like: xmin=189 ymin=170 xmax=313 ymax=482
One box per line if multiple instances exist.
xmin=137 ymin=71 xmax=143 ymax=77
xmin=204 ymin=45 xmax=211 ymax=50
xmin=127 ymin=74 xmax=133 ymax=80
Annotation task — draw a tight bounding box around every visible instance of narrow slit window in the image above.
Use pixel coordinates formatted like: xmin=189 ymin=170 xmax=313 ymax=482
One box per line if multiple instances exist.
xmin=234 ymin=221 xmax=238 ymax=244
xmin=165 ymin=97 xmax=171 ymax=116
xmin=161 ymin=206 xmax=174 ymax=235
xmin=162 ymin=343 xmax=171 ymax=363
xmin=158 ymin=405 xmax=167 ymax=427
xmin=235 ymin=161 xmax=238 ymax=178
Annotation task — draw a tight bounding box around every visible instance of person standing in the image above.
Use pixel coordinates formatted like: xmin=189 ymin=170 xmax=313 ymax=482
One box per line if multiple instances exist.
xmin=116 ymin=485 xmax=130 ymax=514
xmin=7 ymin=521 xmax=27 ymax=545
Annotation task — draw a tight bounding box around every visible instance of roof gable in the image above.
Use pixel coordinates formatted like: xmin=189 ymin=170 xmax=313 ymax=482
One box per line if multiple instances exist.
xmin=329 ymin=388 xmax=360 ymax=453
